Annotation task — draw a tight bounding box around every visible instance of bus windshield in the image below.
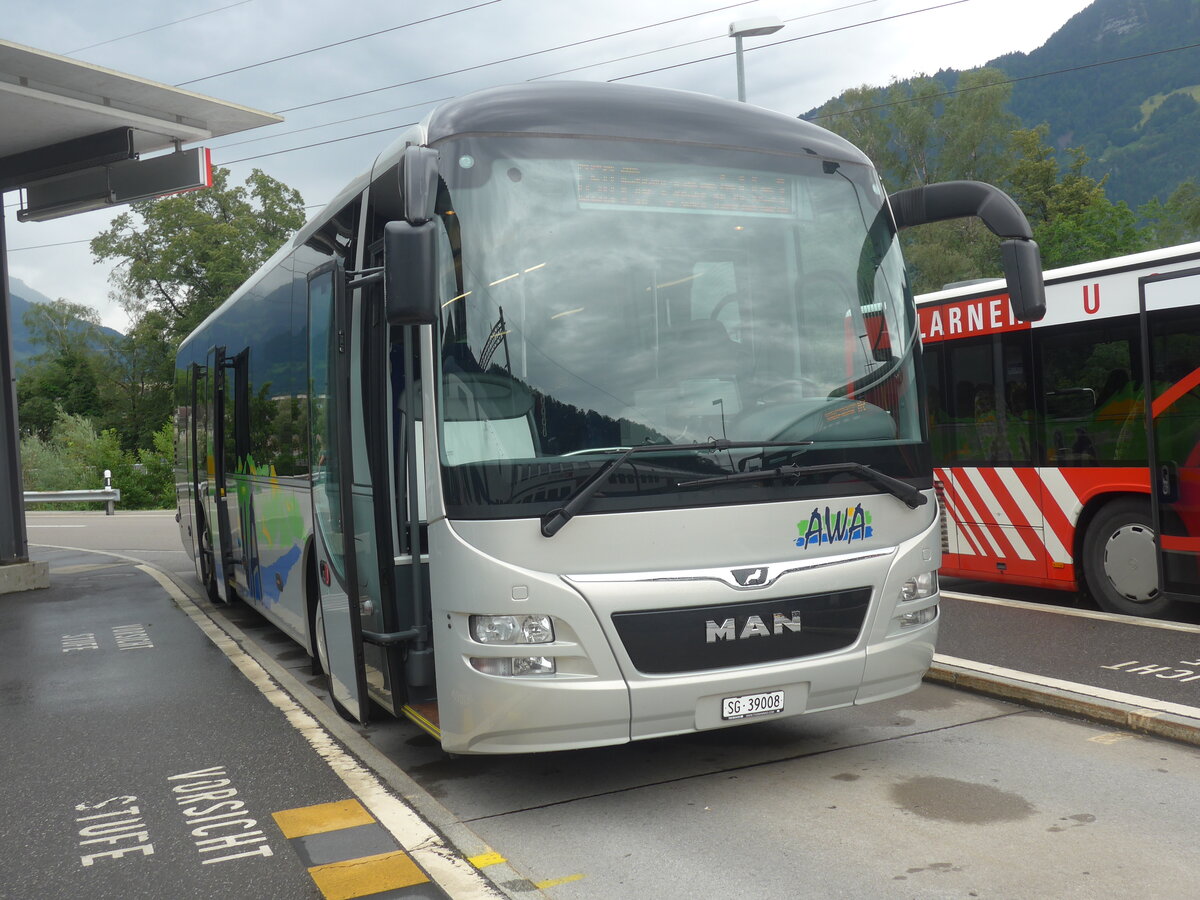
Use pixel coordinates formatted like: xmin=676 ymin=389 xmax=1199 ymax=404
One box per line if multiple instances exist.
xmin=431 ymin=135 xmax=924 ymax=519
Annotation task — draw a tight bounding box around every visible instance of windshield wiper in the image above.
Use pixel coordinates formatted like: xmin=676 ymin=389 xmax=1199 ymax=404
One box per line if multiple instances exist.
xmin=540 ymin=439 xmax=813 ymax=537
xmin=677 ymin=461 xmax=928 ymax=510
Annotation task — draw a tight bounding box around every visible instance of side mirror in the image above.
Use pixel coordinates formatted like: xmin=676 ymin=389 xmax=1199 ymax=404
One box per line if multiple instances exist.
xmin=889 ymin=180 xmax=1047 ymax=322
xmin=384 ymin=220 xmax=439 ymax=325
xmin=1001 ymin=239 xmax=1047 ymax=322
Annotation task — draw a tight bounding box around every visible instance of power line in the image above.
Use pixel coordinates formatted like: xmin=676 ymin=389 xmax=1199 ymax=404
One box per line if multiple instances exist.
xmin=197 ymin=1 xmax=990 ymax=166
xmin=272 ymin=0 xmax=760 ymax=114
xmin=6 ymin=238 xmax=92 ymax=252
xmin=532 ymin=0 xmax=886 ymax=81
xmin=210 ymin=35 xmax=1200 ymax=181
xmin=175 ymin=1 xmax=503 ymax=87
xmin=64 ymin=0 xmax=255 ymax=55
xmin=608 ymin=0 xmax=974 ymax=83
xmin=211 ymin=96 xmax=453 ymax=150
xmin=218 ymin=123 xmax=421 ymax=166
xmin=18 ymin=0 xmax=1183 ymax=244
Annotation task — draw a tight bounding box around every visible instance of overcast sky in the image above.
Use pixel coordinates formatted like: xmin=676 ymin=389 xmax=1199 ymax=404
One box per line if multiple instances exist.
xmin=4 ymin=0 xmax=1096 ymax=330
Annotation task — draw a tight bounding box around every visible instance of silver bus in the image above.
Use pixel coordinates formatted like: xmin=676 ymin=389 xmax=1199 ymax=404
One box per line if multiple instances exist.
xmin=175 ymin=81 xmax=1045 ymax=753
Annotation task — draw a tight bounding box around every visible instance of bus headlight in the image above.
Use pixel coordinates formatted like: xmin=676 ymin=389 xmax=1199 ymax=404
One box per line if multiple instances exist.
xmin=470 ymin=656 xmax=556 ymax=676
xmin=470 ymin=614 xmax=554 ymax=644
xmin=900 ymin=571 xmax=938 ymax=602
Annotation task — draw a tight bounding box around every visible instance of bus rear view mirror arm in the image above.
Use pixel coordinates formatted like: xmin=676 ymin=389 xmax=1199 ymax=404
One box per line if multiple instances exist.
xmin=384 ymin=219 xmax=439 ymax=325
xmin=889 ymin=180 xmax=1047 ymax=322
xmin=402 ymin=145 xmax=439 ymax=225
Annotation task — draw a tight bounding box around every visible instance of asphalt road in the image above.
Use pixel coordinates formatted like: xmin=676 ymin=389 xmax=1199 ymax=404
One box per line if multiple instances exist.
xmin=14 ymin=510 xmax=1200 ymax=899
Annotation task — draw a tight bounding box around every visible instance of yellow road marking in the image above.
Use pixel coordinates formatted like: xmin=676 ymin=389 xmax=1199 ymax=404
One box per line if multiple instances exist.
xmin=273 ymin=799 xmax=376 ymax=839
xmin=535 ymin=873 xmax=586 ymax=889
xmin=308 ymin=850 xmax=429 ymax=900
xmin=468 ymin=851 xmax=506 ymax=868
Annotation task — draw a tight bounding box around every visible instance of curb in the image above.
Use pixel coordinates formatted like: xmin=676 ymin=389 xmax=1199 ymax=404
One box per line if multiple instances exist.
xmin=32 ymin=544 xmax=543 ymax=900
xmin=927 ymin=660 xmax=1200 ymax=748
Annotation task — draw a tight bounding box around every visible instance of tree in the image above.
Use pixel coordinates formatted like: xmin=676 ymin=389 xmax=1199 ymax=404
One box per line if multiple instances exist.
xmin=15 ymin=299 xmax=106 ymax=438
xmin=1007 ymin=128 xmax=1145 ymax=270
xmin=95 ymin=308 xmax=177 ymax=452
xmin=1139 ymin=179 xmax=1200 ymax=247
xmin=814 ymin=70 xmax=1023 ymax=292
xmin=90 ymin=167 xmax=306 ymax=341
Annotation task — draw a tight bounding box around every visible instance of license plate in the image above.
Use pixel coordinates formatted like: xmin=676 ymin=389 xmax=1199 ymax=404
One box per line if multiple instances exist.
xmin=721 ymin=689 xmax=785 ymax=720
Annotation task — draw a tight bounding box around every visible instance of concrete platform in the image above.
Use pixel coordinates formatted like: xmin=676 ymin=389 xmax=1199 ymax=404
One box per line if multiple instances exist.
xmin=0 ymin=559 xmax=49 ymax=594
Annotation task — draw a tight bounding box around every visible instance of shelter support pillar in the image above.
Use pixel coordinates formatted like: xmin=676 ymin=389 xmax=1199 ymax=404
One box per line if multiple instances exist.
xmin=0 ymin=208 xmax=42 ymax=585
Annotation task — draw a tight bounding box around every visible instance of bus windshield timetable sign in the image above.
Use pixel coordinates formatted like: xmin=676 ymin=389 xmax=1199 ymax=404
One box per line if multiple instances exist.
xmin=576 ymin=162 xmax=792 ymax=216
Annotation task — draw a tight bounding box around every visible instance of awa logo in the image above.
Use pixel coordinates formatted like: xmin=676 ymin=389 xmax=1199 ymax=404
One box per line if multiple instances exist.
xmin=795 ymin=504 xmax=873 ymax=549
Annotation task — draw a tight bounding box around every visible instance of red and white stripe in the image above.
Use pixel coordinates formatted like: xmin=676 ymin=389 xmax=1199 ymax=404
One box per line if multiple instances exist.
xmin=935 ymin=466 xmax=1080 ymax=568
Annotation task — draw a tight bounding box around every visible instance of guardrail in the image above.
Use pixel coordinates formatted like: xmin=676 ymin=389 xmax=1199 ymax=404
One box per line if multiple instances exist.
xmin=23 ymin=470 xmax=121 ymax=516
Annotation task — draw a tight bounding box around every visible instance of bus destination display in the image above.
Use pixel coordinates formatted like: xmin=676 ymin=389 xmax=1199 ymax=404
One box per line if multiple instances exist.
xmin=576 ymin=162 xmax=791 ymax=216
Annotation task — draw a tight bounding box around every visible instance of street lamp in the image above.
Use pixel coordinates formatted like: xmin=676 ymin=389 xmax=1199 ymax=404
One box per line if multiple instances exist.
xmin=729 ymin=16 xmax=784 ymax=103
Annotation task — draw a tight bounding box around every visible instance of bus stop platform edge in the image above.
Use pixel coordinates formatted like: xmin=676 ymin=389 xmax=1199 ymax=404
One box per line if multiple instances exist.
xmin=1 ymin=544 xmax=533 ymax=899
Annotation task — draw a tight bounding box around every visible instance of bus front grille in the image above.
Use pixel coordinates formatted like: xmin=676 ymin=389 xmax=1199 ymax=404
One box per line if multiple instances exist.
xmin=611 ymin=587 xmax=870 ymax=675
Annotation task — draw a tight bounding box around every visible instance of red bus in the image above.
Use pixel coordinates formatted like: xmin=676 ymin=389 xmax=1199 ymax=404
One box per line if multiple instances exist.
xmin=918 ymin=242 xmax=1200 ymax=618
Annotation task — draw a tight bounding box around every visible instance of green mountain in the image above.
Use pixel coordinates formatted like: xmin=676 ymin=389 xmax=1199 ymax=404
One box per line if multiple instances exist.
xmin=807 ymin=0 xmax=1200 ymax=209
xmin=994 ymin=0 xmax=1200 ymax=208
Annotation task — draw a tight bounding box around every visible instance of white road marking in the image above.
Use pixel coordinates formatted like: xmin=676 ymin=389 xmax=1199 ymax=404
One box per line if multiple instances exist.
xmin=934 ymin=653 xmax=1200 ymax=721
xmin=942 ymin=589 xmax=1200 ymax=634
xmin=136 ymin=565 xmax=501 ymax=899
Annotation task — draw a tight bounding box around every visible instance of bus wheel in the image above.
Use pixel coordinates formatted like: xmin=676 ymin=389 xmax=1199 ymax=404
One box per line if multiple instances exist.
xmin=1081 ymin=499 xmax=1172 ymax=618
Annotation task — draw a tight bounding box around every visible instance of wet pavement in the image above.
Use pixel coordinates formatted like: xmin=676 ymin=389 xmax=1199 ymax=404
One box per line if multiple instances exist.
xmin=933 ymin=584 xmax=1200 ymax=745
xmin=0 ymin=542 xmax=500 ymax=899
xmin=9 ymin=511 xmax=1200 ymax=898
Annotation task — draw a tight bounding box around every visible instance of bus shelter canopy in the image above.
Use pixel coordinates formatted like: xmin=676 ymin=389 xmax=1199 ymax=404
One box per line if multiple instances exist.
xmin=0 ymin=38 xmax=280 ymax=571
xmin=0 ymin=38 xmax=279 ymax=188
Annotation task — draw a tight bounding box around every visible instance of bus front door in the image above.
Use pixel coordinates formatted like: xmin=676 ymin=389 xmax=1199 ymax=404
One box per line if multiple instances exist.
xmin=189 ymin=363 xmax=217 ymax=599
xmin=1142 ymin=269 xmax=1200 ymax=603
xmin=307 ymin=262 xmax=370 ymax=722
xmin=204 ymin=346 xmax=238 ymax=604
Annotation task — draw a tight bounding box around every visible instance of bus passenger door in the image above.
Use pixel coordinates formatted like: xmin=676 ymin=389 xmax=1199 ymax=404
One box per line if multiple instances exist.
xmin=223 ymin=348 xmax=255 ymax=599
xmin=205 ymin=346 xmax=238 ymax=603
xmin=189 ymin=363 xmax=217 ymax=594
xmin=307 ymin=262 xmax=370 ymax=722
xmin=1141 ymin=269 xmax=1200 ymax=603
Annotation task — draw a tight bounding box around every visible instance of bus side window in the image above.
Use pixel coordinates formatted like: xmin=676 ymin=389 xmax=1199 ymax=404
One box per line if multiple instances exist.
xmin=1001 ymin=333 xmax=1033 ymax=465
xmin=921 ymin=344 xmax=954 ymax=461
xmin=944 ymin=340 xmax=994 ymax=463
xmin=1036 ymin=324 xmax=1139 ymax=465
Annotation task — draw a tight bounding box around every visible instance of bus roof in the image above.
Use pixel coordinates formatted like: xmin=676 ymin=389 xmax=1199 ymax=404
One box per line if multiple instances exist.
xmin=369 ymin=81 xmax=871 ymax=176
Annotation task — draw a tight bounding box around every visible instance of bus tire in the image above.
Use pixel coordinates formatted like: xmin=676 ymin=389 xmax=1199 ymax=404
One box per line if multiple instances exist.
xmin=1081 ymin=498 xmax=1173 ymax=618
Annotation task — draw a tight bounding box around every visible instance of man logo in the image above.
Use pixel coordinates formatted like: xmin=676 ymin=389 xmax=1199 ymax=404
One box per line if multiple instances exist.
xmin=706 ymin=612 xmax=803 ymax=642
xmin=732 ymin=567 xmax=769 ymax=587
